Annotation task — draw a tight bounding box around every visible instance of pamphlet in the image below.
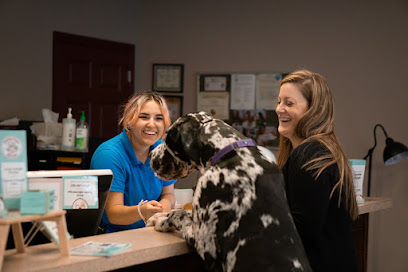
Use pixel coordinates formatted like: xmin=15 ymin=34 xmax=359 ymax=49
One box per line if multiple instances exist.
xmin=40 ymin=221 xmax=73 ymax=244
xmin=70 ymin=241 xmax=132 ymax=257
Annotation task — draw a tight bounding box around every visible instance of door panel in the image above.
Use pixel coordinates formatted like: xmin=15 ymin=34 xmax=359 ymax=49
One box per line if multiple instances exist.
xmin=53 ymin=31 xmax=134 ymax=139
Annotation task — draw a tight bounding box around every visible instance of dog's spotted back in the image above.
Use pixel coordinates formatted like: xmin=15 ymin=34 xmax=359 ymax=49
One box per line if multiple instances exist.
xmin=149 ymin=112 xmax=311 ymax=271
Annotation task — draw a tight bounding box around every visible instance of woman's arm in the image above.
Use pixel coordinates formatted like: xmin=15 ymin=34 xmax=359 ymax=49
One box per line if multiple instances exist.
xmin=104 ymin=191 xmax=164 ymax=225
xmin=159 ymin=184 xmax=175 ymax=212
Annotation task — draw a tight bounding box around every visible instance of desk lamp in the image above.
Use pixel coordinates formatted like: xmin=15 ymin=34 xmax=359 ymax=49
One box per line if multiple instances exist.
xmin=363 ymin=124 xmax=408 ymax=196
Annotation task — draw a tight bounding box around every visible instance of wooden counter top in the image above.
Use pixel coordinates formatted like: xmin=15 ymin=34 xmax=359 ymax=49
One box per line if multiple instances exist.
xmin=2 ymin=197 xmax=392 ymax=272
xmin=2 ymin=227 xmax=190 ymax=272
xmin=358 ymin=197 xmax=392 ymax=215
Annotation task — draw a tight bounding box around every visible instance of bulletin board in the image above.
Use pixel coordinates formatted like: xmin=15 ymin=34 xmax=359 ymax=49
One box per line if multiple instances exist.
xmin=196 ymin=72 xmax=288 ymax=150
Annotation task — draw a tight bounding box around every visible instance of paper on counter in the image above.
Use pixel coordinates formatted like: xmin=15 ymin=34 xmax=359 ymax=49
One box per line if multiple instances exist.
xmin=71 ymin=241 xmax=132 ymax=257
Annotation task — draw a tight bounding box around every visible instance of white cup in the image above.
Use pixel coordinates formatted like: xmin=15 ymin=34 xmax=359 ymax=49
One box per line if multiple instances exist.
xmin=174 ymin=189 xmax=193 ymax=209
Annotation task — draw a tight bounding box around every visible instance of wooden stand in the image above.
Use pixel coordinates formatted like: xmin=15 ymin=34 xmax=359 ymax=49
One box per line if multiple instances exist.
xmin=0 ymin=210 xmax=70 ymax=271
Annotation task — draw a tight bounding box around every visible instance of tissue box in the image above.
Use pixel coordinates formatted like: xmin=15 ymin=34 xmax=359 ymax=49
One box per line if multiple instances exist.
xmin=31 ymin=122 xmax=62 ymax=150
xmin=20 ymin=190 xmax=55 ymax=215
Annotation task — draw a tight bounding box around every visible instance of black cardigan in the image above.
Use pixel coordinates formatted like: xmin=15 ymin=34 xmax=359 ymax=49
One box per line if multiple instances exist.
xmin=282 ymin=140 xmax=357 ymax=272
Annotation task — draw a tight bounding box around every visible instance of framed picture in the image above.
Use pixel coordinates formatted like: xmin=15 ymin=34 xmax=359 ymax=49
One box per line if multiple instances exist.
xmin=163 ymin=95 xmax=183 ymax=122
xmin=152 ymin=64 xmax=184 ymax=93
xmin=199 ymin=74 xmax=231 ymax=92
xmin=229 ymin=109 xmax=280 ymax=150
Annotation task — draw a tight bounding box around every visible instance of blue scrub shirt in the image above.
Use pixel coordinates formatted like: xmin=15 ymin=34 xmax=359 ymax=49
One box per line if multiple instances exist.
xmin=91 ymin=129 xmax=175 ymax=232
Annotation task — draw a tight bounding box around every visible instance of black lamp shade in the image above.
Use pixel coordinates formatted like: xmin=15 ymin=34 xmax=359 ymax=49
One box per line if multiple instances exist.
xmin=384 ymin=137 xmax=408 ymax=166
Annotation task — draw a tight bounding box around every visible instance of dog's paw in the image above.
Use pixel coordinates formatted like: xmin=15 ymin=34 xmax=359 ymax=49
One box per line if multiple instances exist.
xmin=154 ymin=215 xmax=172 ymax=232
xmin=146 ymin=212 xmax=168 ymax=227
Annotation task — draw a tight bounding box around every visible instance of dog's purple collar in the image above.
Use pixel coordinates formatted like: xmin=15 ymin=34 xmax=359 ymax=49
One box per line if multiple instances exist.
xmin=211 ymin=139 xmax=255 ymax=166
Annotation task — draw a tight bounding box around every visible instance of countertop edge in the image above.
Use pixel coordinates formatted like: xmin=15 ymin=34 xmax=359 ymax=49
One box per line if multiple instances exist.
xmin=358 ymin=197 xmax=393 ymax=215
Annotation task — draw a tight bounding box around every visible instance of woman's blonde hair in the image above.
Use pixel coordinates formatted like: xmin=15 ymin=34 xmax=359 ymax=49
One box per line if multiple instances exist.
xmin=277 ymin=70 xmax=358 ymax=220
xmin=119 ymin=91 xmax=171 ymax=132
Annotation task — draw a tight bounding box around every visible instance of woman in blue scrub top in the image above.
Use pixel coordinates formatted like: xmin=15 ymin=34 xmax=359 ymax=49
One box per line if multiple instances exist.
xmin=91 ymin=92 xmax=176 ymax=233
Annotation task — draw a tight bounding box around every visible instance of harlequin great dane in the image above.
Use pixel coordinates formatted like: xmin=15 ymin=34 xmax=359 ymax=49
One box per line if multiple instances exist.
xmin=148 ymin=112 xmax=311 ymax=272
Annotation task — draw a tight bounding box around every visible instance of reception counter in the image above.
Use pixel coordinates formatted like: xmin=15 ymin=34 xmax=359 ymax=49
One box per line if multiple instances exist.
xmin=2 ymin=226 xmax=192 ymax=272
xmin=357 ymin=197 xmax=392 ymax=215
xmin=353 ymin=197 xmax=393 ymax=272
xmin=2 ymin=197 xmax=392 ymax=272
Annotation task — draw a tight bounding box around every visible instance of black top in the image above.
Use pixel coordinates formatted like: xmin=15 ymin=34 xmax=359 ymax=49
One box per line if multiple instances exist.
xmin=282 ymin=140 xmax=357 ymax=272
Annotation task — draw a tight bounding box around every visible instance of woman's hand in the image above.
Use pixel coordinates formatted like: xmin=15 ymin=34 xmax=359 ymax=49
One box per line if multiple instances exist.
xmin=159 ymin=184 xmax=175 ymax=212
xmin=140 ymin=200 xmax=164 ymax=220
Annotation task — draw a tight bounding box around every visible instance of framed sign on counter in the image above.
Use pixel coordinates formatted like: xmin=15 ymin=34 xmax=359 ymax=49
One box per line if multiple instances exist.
xmin=152 ymin=64 xmax=184 ymax=93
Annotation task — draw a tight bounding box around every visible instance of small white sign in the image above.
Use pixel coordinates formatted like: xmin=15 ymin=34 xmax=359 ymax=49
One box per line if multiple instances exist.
xmin=63 ymin=176 xmax=98 ymax=209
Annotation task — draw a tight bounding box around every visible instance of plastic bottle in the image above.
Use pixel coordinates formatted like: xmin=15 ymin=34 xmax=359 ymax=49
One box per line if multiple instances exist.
xmin=61 ymin=107 xmax=76 ymax=150
xmin=75 ymin=111 xmax=89 ymax=151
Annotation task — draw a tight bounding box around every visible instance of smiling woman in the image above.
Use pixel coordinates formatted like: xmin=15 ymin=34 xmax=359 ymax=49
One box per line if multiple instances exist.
xmin=276 ymin=70 xmax=358 ymax=272
xmin=126 ymin=100 xmax=166 ymax=162
xmin=276 ymin=83 xmax=309 ymax=149
xmin=90 ymin=91 xmax=176 ymax=233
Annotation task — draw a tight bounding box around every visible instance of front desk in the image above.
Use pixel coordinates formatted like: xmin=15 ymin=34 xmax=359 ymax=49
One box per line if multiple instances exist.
xmin=2 ymin=197 xmax=392 ymax=272
xmin=352 ymin=197 xmax=393 ymax=272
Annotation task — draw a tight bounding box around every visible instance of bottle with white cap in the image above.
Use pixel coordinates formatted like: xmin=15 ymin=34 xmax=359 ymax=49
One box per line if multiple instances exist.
xmin=61 ymin=107 xmax=76 ymax=150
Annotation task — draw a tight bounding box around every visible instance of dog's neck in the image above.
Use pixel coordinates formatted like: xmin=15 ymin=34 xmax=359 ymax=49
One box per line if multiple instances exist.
xmin=210 ymin=139 xmax=255 ymax=166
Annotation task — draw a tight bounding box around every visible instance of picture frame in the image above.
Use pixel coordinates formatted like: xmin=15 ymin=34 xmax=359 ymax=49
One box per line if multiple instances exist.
xmin=199 ymin=74 xmax=231 ymax=92
xmin=229 ymin=109 xmax=280 ymax=150
xmin=163 ymin=95 xmax=183 ymax=122
xmin=152 ymin=63 xmax=184 ymax=93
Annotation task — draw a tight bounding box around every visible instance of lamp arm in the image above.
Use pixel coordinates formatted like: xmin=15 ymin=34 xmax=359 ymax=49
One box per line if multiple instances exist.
xmin=363 ymin=147 xmax=374 ymax=160
xmin=375 ymin=124 xmax=389 ymax=138
xmin=363 ymin=124 xmax=390 ymax=197
xmin=364 ymin=124 xmax=389 ymax=159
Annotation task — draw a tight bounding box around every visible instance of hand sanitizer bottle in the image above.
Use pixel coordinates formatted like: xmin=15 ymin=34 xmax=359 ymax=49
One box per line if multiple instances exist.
xmin=61 ymin=107 xmax=76 ymax=150
xmin=75 ymin=111 xmax=89 ymax=151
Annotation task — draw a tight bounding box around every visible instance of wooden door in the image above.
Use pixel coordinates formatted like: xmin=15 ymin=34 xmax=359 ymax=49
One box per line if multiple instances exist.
xmin=52 ymin=31 xmax=134 ymax=138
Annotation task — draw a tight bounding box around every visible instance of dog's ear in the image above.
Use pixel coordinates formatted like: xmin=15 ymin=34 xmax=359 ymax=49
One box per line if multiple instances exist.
xmin=166 ymin=116 xmax=202 ymax=164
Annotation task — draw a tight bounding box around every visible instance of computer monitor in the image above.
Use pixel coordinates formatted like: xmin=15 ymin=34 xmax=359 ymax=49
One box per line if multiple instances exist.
xmin=27 ymin=169 xmax=113 ymax=238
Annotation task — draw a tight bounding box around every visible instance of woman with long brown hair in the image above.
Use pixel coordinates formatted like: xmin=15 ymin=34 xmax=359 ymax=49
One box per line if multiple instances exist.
xmin=276 ymin=70 xmax=358 ymax=271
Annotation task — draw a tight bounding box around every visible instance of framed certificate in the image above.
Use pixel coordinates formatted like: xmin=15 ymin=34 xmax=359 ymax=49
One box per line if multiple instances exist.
xmin=163 ymin=95 xmax=183 ymax=122
xmin=152 ymin=64 xmax=184 ymax=93
xmin=197 ymin=92 xmax=230 ymax=120
xmin=199 ymin=74 xmax=230 ymax=92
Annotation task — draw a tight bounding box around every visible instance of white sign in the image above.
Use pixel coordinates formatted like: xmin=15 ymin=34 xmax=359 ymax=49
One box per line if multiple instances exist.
xmin=0 ymin=130 xmax=28 ymax=210
xmin=63 ymin=176 xmax=98 ymax=209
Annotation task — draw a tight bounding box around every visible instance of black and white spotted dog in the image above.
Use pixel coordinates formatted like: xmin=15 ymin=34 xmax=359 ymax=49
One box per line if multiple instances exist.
xmin=148 ymin=112 xmax=311 ymax=272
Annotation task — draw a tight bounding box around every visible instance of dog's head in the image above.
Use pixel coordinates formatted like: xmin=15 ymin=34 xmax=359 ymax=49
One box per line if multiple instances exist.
xmin=150 ymin=112 xmax=242 ymax=180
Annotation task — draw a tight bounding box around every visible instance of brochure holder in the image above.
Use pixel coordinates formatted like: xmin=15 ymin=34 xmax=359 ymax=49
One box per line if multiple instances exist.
xmin=0 ymin=210 xmax=70 ymax=271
